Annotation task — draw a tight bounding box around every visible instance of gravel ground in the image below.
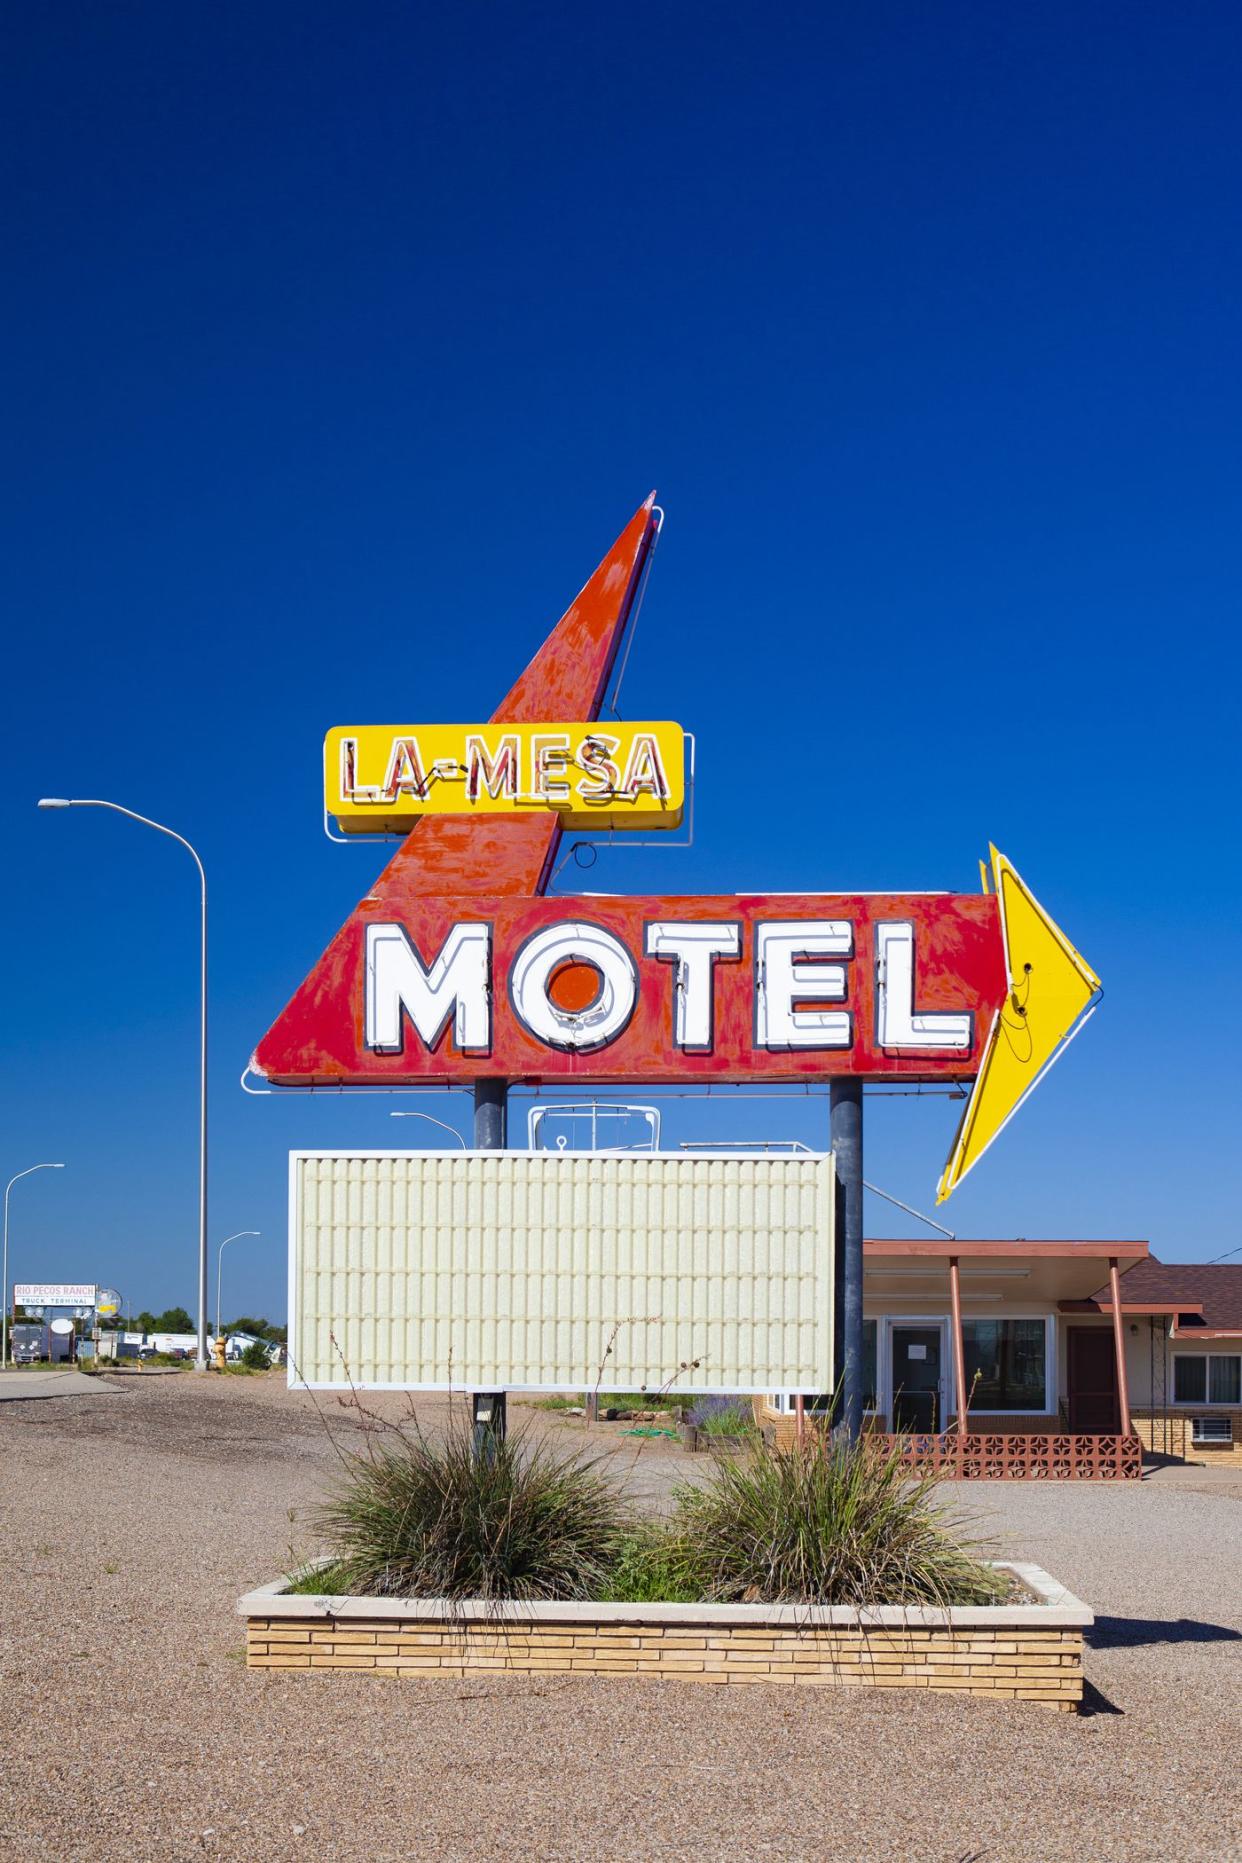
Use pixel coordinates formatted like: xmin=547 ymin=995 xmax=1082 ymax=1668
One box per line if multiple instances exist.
xmin=1 ymin=1373 xmax=1239 ymax=1863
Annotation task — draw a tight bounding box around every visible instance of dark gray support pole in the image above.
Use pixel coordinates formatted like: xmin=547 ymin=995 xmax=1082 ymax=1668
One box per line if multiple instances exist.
xmin=473 ymin=1077 xmax=507 ymax=1152
xmin=472 ymin=1079 xmax=508 ymax=1458
xmin=830 ymin=1079 xmax=864 ymax=1441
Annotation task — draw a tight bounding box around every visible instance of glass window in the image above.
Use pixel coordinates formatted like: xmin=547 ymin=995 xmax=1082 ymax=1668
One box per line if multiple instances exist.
xmin=961 ymin=1319 xmax=1046 ymax=1412
xmin=1173 ymin=1357 xmax=1240 ymax=1403
xmin=862 ymin=1319 xmax=877 ymax=1411
xmin=1174 ymin=1356 xmax=1207 ymax=1403
xmin=1208 ymin=1357 xmax=1241 ymax=1405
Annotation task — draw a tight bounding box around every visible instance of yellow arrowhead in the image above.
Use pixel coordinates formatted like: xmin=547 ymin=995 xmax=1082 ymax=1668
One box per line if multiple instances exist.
xmin=937 ymin=846 xmax=1101 ymax=1202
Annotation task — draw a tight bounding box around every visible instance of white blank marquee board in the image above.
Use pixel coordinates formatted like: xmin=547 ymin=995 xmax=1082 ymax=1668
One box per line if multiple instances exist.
xmin=289 ymin=1150 xmax=835 ymax=1393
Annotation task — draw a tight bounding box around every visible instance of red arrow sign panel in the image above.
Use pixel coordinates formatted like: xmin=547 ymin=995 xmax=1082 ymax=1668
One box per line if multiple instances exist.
xmin=252 ymin=891 xmax=1007 ymax=1086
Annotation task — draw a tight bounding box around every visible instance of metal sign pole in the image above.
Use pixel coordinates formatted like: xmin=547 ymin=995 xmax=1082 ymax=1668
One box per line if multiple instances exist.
xmin=472 ymin=1079 xmax=508 ymax=1458
xmin=831 ymin=1080 xmax=864 ymax=1440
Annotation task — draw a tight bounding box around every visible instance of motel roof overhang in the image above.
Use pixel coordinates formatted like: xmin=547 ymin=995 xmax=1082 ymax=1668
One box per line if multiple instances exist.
xmin=864 ymin=1239 xmax=1156 ymax=1307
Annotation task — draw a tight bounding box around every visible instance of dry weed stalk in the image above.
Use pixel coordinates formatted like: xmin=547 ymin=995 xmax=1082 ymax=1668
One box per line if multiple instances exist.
xmin=587 ymin=1315 xmax=660 ymax=1423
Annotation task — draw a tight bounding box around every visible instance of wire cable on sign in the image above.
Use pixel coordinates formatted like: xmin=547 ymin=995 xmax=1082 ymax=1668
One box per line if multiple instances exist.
xmin=548 ymin=838 xmax=599 ymax=886
xmin=997 ymin=961 xmax=1035 ymax=1063
xmin=239 ymin=1066 xmax=477 ymax=1098
xmin=1009 ymin=961 xmax=1033 ymax=1014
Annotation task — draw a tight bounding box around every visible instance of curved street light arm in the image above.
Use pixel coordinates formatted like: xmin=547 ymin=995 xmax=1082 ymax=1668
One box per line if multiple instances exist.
xmin=2 ymin=1162 xmax=67 ymax=1369
xmin=39 ymin=797 xmax=210 ymax=1369
xmin=388 ymin=1111 xmax=468 ymax=1150
xmin=215 ymin=1230 xmax=261 ymax=1348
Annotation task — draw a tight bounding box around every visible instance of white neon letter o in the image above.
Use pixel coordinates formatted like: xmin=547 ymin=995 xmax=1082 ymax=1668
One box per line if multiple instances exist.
xmin=510 ymin=922 xmax=638 ymax=1051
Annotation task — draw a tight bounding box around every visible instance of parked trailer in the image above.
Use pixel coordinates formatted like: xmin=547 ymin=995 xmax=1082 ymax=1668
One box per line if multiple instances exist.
xmin=10 ymin=1323 xmax=50 ymax=1364
xmin=146 ymin=1333 xmax=200 ymax=1359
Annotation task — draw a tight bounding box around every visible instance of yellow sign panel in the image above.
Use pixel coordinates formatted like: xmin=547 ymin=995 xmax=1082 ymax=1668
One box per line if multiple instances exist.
xmin=937 ymin=846 xmax=1102 ymax=1201
xmin=324 ymin=721 xmax=685 ymax=833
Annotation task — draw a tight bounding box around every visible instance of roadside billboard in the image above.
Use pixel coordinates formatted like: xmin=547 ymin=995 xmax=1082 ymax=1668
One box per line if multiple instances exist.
xmin=289 ymin=1151 xmax=834 ymax=1394
xmin=13 ymin=1282 xmax=97 ymax=1309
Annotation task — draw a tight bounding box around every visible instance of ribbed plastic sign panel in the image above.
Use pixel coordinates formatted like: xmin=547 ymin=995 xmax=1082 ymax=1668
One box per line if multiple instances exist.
xmin=290 ymin=1151 xmax=834 ymax=1393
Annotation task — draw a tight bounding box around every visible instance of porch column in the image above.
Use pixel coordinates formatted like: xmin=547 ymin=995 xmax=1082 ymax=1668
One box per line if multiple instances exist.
xmin=1108 ymin=1257 xmax=1133 ymax=1436
xmin=949 ymin=1256 xmax=969 ymax=1436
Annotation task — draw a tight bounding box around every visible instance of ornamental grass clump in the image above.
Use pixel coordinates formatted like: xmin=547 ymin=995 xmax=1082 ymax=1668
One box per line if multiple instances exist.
xmin=687 ymin=1396 xmax=758 ymax=1442
xmin=599 ymin=1525 xmax=702 ymax=1604
xmin=669 ymin=1433 xmax=1008 ymax=1608
xmin=311 ymin=1420 xmax=631 ymax=1603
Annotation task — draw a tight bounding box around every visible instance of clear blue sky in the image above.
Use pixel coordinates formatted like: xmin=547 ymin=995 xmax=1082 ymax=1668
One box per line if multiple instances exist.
xmin=4 ymin=4 xmax=1239 ymax=1321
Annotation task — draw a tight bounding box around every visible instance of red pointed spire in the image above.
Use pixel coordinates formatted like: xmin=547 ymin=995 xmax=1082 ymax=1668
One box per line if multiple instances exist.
xmin=495 ymin=492 xmax=658 ymax=724
xmin=367 ymin=491 xmax=657 ymax=903
xmin=252 ymin=496 xmax=659 ymax=1083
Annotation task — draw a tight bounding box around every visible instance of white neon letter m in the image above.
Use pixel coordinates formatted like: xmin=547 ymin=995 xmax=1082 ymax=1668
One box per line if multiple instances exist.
xmin=365 ymin=922 xmax=491 ymax=1055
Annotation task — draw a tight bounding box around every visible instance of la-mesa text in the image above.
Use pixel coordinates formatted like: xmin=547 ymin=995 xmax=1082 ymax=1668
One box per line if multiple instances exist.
xmin=324 ymin=722 xmax=685 ymax=831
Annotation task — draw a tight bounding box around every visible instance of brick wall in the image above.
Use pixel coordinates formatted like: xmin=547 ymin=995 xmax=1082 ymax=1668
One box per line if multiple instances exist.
xmin=245 ymin=1615 xmax=1083 ymax=1709
xmin=754 ymin=1402 xmax=1068 ymax=1452
xmin=1131 ymin=1408 xmax=1242 ymax=1464
xmin=753 ymin=1405 xmax=1141 ymax=1476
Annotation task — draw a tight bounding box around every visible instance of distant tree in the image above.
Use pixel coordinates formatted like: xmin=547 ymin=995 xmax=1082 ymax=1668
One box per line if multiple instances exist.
xmin=154 ymin=1306 xmax=194 ymax=1333
xmin=227 ymin=1316 xmax=285 ymax=1343
xmin=136 ymin=1311 xmax=157 ymax=1333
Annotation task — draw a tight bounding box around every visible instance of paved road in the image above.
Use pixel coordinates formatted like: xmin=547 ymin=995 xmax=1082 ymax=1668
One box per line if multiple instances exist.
xmin=0 ymin=1368 xmax=116 ymax=1401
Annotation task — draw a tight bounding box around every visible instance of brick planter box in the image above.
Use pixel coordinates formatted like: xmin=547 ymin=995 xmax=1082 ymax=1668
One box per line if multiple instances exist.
xmin=239 ymin=1562 xmax=1090 ymax=1711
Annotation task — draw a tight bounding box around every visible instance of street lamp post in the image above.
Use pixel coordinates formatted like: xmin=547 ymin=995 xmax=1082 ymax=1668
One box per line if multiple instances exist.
xmin=2 ymin=1163 xmax=66 ymax=1368
xmin=388 ymin=1111 xmax=467 ymax=1148
xmin=38 ymin=798 xmax=210 ymax=1370
xmin=216 ymin=1230 xmax=260 ymax=1350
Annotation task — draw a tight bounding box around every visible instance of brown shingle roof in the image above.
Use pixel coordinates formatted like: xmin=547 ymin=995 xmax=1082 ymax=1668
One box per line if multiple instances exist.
xmin=1100 ymin=1257 xmax=1242 ymax=1334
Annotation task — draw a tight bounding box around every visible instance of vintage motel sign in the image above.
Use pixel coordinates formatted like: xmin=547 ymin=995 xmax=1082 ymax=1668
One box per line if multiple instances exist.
xmin=252 ymin=495 xmax=1101 ymax=1197
xmin=260 ymin=891 xmax=1004 ymax=1085
xmin=326 ymin=721 xmax=685 ymax=833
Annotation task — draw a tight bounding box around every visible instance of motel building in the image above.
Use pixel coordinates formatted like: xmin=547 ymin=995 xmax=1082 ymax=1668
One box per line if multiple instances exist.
xmin=760 ymin=1242 xmax=1242 ymax=1476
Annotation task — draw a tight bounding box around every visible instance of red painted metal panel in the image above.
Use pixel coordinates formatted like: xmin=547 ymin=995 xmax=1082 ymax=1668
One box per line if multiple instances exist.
xmin=252 ymin=890 xmax=1006 ymax=1086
